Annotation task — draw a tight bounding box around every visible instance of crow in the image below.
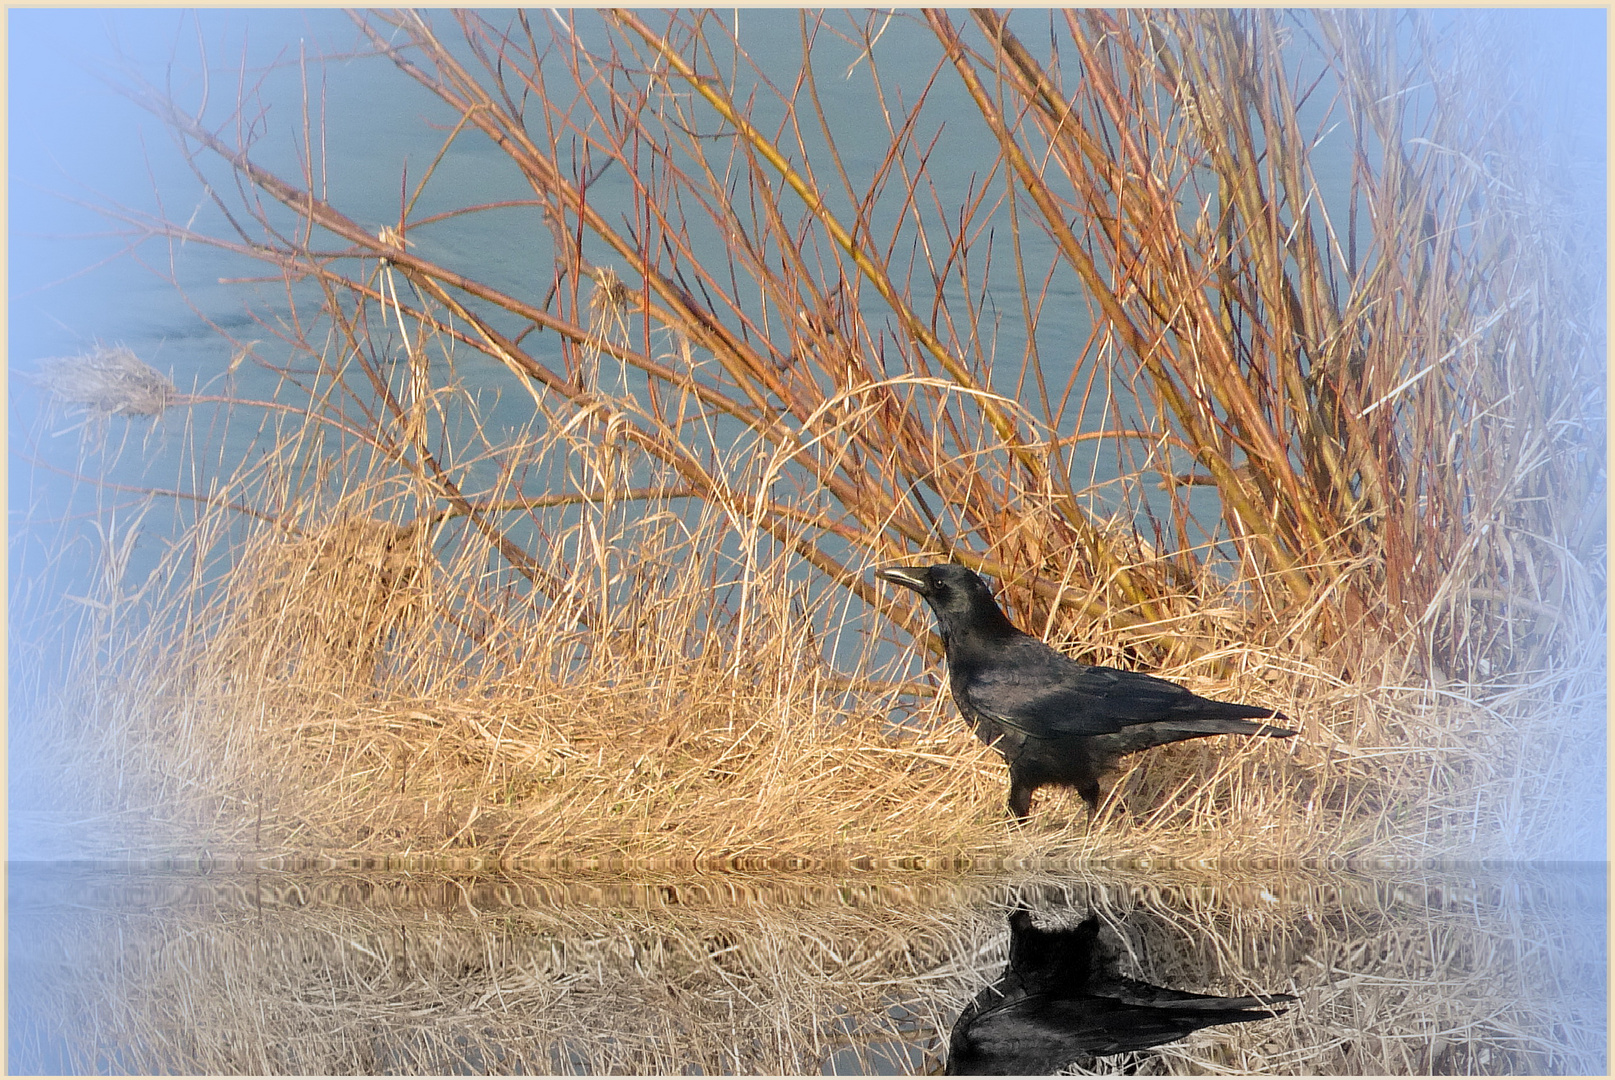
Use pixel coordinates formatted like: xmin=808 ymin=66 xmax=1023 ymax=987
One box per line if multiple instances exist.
xmin=877 ymin=563 xmax=1295 ymax=820
xmin=945 ymin=907 xmax=1296 ymax=1074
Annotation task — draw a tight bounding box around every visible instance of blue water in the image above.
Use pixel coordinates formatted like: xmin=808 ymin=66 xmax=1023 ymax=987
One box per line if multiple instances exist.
xmin=5 ymin=860 xmax=1607 ymax=1075
xmin=8 ymin=11 xmax=1607 ymax=1074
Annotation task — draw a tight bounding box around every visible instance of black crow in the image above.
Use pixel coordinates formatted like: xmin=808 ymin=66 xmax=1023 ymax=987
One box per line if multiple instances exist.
xmin=877 ymin=563 xmax=1295 ymax=820
xmin=945 ymin=907 xmax=1296 ymax=1074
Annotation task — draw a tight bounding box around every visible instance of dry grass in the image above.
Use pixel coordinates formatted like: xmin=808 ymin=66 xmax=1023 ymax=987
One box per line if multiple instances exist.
xmin=29 ymin=344 xmax=176 ymax=418
xmin=8 ymin=864 xmax=1603 ymax=1074
xmin=10 ymin=10 xmax=1604 ymax=870
xmin=10 ymin=417 xmax=1602 ymax=866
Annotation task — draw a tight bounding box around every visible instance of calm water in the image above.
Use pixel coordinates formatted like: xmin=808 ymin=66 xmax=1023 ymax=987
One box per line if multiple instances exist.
xmin=6 ymin=861 xmax=1606 ymax=1075
xmin=9 ymin=11 xmax=1607 ymax=1075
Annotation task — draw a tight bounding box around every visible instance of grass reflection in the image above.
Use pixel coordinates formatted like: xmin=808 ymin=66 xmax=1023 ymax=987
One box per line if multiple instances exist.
xmin=8 ymin=863 xmax=1602 ymax=1075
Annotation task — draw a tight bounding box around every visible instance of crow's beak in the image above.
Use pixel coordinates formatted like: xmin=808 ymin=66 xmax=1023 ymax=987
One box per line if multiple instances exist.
xmin=876 ymin=567 xmax=928 ymax=593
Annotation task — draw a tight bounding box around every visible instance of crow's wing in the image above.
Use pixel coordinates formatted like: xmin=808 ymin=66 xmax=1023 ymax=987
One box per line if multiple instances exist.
xmin=963 ymin=637 xmax=1275 ymax=740
xmin=1093 ymin=974 xmax=1298 ymax=1012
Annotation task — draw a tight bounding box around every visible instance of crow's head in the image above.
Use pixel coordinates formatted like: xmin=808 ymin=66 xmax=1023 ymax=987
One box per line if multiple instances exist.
xmin=876 ymin=563 xmax=1019 ymax=642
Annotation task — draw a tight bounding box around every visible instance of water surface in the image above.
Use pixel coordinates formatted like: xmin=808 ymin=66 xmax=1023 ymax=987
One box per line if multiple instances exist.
xmin=8 ymin=861 xmax=1604 ymax=1075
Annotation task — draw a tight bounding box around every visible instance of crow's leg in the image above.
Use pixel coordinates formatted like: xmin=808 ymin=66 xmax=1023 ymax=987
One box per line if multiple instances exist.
xmin=1006 ymin=776 xmax=1035 ymax=821
xmin=1077 ymin=776 xmax=1102 ymax=829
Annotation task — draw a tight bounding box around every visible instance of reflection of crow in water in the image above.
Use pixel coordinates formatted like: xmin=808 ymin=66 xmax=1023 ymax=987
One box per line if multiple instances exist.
xmin=877 ymin=564 xmax=1295 ymax=820
xmin=945 ymin=909 xmax=1295 ymax=1075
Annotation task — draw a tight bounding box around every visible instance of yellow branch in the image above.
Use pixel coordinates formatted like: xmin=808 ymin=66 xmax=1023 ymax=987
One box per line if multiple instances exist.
xmin=611 ymin=9 xmax=1045 ymax=485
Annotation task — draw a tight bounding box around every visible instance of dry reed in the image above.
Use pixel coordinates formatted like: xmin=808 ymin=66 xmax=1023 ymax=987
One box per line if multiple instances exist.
xmin=29 ymin=344 xmax=176 ymax=418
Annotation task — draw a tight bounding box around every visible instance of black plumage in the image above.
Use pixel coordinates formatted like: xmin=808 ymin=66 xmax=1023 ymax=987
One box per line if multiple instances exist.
xmin=945 ymin=907 xmax=1296 ymax=1075
xmin=878 ymin=563 xmax=1296 ymax=820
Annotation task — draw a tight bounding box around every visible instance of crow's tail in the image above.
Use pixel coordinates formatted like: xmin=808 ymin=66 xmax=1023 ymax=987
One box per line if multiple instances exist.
xmin=1095 ymin=715 xmax=1297 ymax=756
xmin=1180 ymin=700 xmax=1295 ymax=738
xmin=1174 ymin=716 xmax=1298 ymax=739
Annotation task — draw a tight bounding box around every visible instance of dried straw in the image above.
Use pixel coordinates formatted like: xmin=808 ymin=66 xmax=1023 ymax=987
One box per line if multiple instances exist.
xmin=30 ymin=344 xmax=175 ymax=417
